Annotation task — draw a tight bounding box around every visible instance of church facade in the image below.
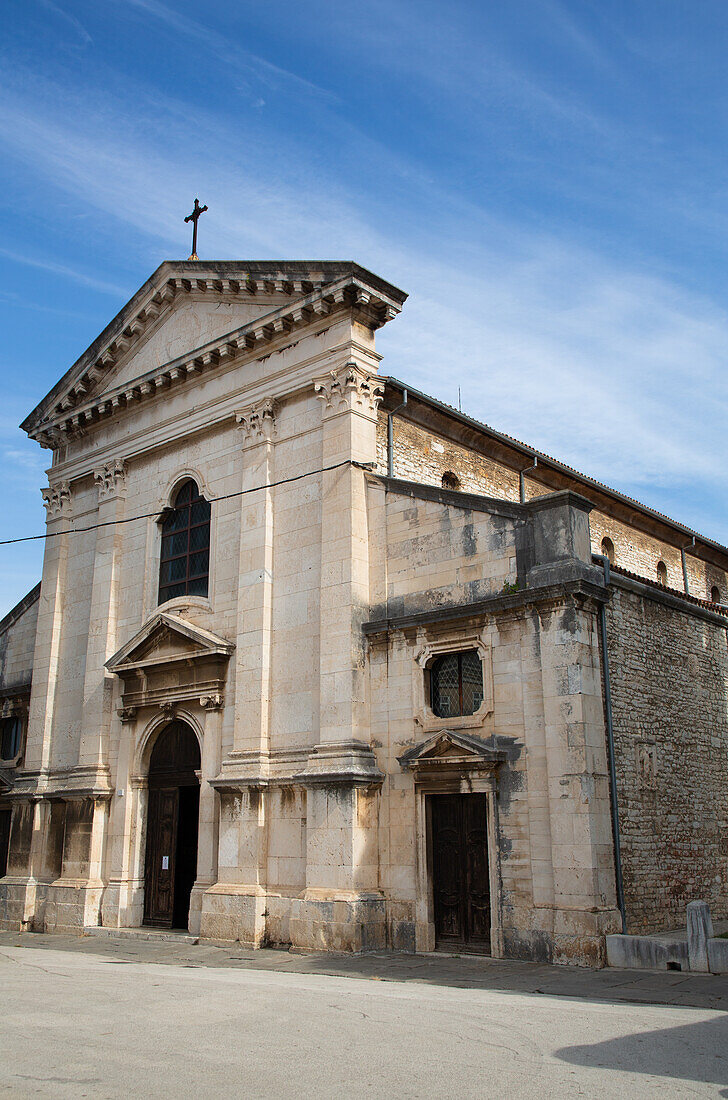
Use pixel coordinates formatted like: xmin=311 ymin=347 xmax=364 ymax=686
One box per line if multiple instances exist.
xmin=1 ymin=260 xmax=727 ymax=966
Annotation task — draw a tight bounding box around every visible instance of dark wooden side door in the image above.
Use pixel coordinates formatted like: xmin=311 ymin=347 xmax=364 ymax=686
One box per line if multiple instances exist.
xmin=431 ymin=793 xmax=491 ymax=952
xmin=144 ymin=786 xmax=179 ymax=927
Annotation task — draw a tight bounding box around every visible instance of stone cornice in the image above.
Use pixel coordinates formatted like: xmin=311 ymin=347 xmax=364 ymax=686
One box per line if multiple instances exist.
xmin=44 ymin=331 xmax=381 ymax=486
xmin=24 ymin=265 xmax=405 ymax=449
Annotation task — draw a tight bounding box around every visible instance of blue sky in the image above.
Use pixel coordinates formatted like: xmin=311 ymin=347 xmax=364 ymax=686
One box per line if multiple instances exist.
xmin=1 ymin=0 xmax=727 ymax=616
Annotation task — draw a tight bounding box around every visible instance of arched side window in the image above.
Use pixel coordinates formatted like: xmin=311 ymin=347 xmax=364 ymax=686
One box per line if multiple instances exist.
xmin=601 ymin=537 xmax=615 ymax=565
xmin=656 ymin=561 xmax=667 ymax=586
xmin=711 ymin=585 xmax=721 ymax=605
xmin=441 ymin=471 xmax=461 ymax=491
xmin=158 ymin=480 xmax=211 ymax=604
xmin=430 ymin=650 xmax=483 ymax=718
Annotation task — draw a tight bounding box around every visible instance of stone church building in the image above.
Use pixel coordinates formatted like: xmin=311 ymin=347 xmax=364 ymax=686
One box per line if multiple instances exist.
xmin=1 ymin=260 xmax=727 ymax=966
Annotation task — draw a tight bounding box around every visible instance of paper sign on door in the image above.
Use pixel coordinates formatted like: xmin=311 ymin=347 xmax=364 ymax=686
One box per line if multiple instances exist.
xmin=162 ymin=856 xmax=169 ymax=870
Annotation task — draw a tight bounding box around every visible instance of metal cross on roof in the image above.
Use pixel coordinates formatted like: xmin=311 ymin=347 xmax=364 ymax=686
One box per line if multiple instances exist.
xmin=184 ymin=198 xmax=208 ymax=260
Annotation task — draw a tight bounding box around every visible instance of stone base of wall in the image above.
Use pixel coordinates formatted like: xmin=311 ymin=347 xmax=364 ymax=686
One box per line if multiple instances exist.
xmin=99 ymin=880 xmax=144 ymax=931
xmin=0 ymin=877 xmax=50 ymax=931
xmin=289 ymin=891 xmax=387 ymax=953
xmin=43 ymin=879 xmax=105 ymax=933
xmin=198 ymin=884 xmax=268 ymax=945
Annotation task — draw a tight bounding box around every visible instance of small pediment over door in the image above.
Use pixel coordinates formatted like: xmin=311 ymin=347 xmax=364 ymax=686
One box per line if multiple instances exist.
xmin=398 ymin=730 xmax=507 ymax=779
xmin=106 ymin=612 xmax=234 ymax=715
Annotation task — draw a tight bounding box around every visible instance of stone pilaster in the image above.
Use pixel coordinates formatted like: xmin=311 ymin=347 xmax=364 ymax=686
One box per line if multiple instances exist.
xmin=200 ymin=399 xmax=277 ymax=944
xmin=290 ymin=364 xmax=386 ymax=952
xmin=78 ymin=460 xmax=128 ymax=772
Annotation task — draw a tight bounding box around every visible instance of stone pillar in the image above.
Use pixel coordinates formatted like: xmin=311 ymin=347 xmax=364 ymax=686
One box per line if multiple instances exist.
xmin=537 ymin=592 xmax=621 ymax=966
xmin=78 ymin=460 xmax=127 ymax=773
xmin=290 ymin=364 xmax=386 ymax=952
xmin=230 ymin=400 xmax=277 ymax=760
xmin=200 ymin=399 xmax=277 ymax=944
xmin=44 ymin=796 xmax=110 ymax=934
xmin=190 ymin=698 xmax=223 ymax=936
xmin=687 ymin=900 xmax=713 ymax=972
xmin=0 ymin=483 xmax=72 ymax=930
xmin=26 ymin=481 xmax=73 ymax=774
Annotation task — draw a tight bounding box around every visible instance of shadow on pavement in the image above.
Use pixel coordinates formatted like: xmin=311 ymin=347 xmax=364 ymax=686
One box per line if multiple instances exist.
xmin=555 ymin=1015 xmax=728 ymax=1093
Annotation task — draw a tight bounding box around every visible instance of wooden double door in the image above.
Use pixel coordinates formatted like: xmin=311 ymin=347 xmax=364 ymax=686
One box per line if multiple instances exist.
xmin=143 ymin=722 xmax=200 ymax=930
xmin=431 ymin=793 xmax=491 ymax=952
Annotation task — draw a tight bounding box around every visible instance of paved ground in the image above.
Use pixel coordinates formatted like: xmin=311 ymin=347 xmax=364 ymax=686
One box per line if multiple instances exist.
xmin=2 ymin=932 xmax=728 ymax=1098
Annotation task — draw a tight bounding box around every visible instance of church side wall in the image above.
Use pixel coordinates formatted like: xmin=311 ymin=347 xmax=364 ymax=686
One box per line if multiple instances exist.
xmin=377 ymin=414 xmax=728 ymax=603
xmin=0 ymin=590 xmax=40 ymax=697
xmin=605 ymin=583 xmax=728 ymax=933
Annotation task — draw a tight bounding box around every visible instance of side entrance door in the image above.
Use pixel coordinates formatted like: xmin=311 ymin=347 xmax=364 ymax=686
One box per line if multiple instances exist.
xmin=143 ymin=787 xmax=178 ymax=927
xmin=431 ymin=793 xmax=491 ymax=952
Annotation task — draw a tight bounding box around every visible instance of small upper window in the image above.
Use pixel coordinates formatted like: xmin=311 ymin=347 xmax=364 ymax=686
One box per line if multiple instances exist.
xmin=657 ymin=561 xmax=667 ymax=586
xmin=601 ymin=537 xmax=615 ymax=565
xmin=711 ymin=586 xmax=721 ymax=605
xmin=441 ymin=471 xmax=461 ymax=491
xmin=0 ymin=715 xmax=23 ymax=761
xmin=430 ymin=650 xmax=483 ymax=718
xmin=158 ymin=480 xmax=211 ymax=605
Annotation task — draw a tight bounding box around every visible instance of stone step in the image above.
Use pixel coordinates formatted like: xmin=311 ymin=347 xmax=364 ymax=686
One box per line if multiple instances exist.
xmin=83 ymin=926 xmax=199 ymax=945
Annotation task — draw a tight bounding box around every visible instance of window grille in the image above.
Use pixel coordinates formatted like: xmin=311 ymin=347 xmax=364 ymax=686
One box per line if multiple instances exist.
xmin=158 ymin=480 xmax=211 ymax=604
xmin=431 ymin=650 xmax=483 ymax=718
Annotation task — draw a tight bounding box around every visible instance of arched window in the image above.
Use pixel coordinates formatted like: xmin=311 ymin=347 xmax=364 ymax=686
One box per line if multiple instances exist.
xmin=158 ymin=480 xmax=211 ymax=604
xmin=430 ymin=650 xmax=483 ymax=718
xmin=711 ymin=586 xmax=721 ymax=605
xmin=441 ymin=471 xmax=461 ymax=491
xmin=601 ymin=537 xmax=615 ymax=565
xmin=656 ymin=561 xmax=667 ymax=586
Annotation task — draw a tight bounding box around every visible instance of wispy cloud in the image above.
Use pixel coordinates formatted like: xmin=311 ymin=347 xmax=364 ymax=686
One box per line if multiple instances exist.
xmin=0 ymin=246 xmax=127 ymax=297
xmin=37 ymin=0 xmax=93 ymax=46
xmin=121 ymin=0 xmax=338 ymax=104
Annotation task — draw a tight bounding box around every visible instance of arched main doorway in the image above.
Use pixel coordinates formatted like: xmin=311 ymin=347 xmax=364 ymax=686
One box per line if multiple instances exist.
xmin=143 ymin=721 xmax=201 ymax=929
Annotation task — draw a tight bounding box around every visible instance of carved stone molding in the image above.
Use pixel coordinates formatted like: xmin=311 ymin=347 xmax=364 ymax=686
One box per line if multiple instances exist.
xmin=41 ymin=482 xmax=72 ymax=519
xmin=314 ymin=362 xmax=384 ymax=417
xmin=235 ymin=398 xmax=278 ymax=447
xmin=94 ymin=459 xmax=128 ymax=501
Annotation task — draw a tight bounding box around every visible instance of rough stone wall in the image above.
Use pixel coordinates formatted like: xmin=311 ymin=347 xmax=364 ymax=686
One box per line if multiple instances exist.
xmin=605 ymin=583 xmax=728 ymax=933
xmin=377 ymin=412 xmax=728 ymax=602
xmin=376 ymin=415 xmax=520 ymax=500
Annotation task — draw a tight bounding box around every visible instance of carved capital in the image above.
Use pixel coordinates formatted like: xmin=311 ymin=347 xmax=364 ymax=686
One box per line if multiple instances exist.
xmin=314 ymin=363 xmax=384 ymax=417
xmin=200 ymin=693 xmax=224 ymax=711
xmin=41 ymin=481 xmax=72 ymax=519
xmin=118 ymin=707 xmax=137 ymax=724
xmin=235 ymin=398 xmax=278 ymax=447
xmin=94 ymin=459 xmax=127 ymax=501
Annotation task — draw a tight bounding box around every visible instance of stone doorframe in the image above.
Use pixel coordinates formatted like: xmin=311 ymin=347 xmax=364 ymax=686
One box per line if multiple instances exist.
xmin=398 ymin=730 xmax=507 ymax=957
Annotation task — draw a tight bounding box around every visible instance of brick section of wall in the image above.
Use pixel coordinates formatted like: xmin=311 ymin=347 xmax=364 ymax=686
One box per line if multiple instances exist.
xmin=377 ymin=412 xmax=728 ymax=602
xmin=605 ymin=584 xmax=728 ymax=933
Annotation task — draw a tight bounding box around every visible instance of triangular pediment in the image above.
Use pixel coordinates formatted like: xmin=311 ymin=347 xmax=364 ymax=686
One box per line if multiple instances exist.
xmin=106 ymin=612 xmax=234 ymax=675
xmin=22 ymin=261 xmax=407 ymax=448
xmin=398 ymin=730 xmax=507 ymax=769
